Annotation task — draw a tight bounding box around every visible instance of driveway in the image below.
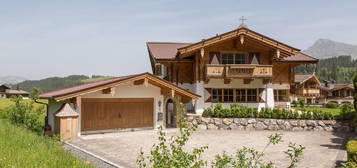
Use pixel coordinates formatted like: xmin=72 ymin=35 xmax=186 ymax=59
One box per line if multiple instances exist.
xmin=70 ymin=130 xmax=350 ymax=168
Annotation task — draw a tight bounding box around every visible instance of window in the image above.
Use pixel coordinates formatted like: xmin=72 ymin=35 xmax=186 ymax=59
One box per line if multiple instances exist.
xmin=274 ymin=90 xmax=288 ymax=102
xmin=221 ymin=53 xmax=234 ymax=64
xmin=155 ymin=64 xmax=162 ymax=76
xmin=235 ymin=53 xmax=248 ymax=64
xmin=235 ymin=89 xmax=246 ymax=102
xmin=221 ymin=53 xmax=248 ymax=64
xmin=247 ymin=89 xmax=257 ymax=102
xmin=212 ymin=89 xmax=223 ymax=103
xmin=223 ymin=89 xmax=234 ymax=102
xmin=209 ymin=88 xmax=259 ymax=103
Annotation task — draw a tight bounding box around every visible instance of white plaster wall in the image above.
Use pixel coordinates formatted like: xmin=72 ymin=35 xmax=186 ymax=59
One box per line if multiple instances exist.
xmin=47 ymin=100 xmax=67 ymax=131
xmin=48 ymin=81 xmax=164 ymax=133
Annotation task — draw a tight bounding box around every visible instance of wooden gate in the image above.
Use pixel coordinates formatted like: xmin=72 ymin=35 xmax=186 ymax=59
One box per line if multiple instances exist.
xmin=81 ymin=98 xmax=154 ymax=131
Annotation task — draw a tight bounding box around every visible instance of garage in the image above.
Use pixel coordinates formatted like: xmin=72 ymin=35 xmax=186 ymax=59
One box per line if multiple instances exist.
xmin=81 ymin=98 xmax=153 ymax=131
xmin=40 ymin=72 xmax=200 ymax=140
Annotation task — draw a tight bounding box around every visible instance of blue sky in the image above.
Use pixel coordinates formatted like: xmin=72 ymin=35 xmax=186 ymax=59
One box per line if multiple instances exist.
xmin=1 ymin=0 xmax=357 ymax=79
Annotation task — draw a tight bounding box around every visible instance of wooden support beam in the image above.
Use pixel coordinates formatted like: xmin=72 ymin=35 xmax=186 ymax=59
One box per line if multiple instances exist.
xmin=102 ymin=88 xmax=111 ymax=94
xmin=224 ymin=79 xmax=231 ymax=84
xmin=171 ymin=89 xmax=175 ymax=98
xmin=133 ymin=79 xmax=145 ymax=85
xmin=243 ymin=78 xmax=254 ymax=84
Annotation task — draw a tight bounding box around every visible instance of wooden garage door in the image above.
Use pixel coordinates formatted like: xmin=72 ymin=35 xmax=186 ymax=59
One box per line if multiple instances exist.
xmin=81 ymin=98 xmax=154 ymax=131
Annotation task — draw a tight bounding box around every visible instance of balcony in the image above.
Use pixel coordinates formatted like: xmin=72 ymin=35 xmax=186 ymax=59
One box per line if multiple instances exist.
xmin=206 ymin=64 xmax=273 ymax=78
xmin=297 ymin=88 xmax=320 ymax=97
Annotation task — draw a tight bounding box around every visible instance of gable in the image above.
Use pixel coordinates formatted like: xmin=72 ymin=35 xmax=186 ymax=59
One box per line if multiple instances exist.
xmin=178 ymin=27 xmax=301 ymax=58
xmin=40 ymin=72 xmax=200 ymax=101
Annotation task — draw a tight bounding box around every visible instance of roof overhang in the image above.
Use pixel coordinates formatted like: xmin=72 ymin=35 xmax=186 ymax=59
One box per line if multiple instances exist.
xmin=177 ymin=27 xmax=301 ymax=58
xmin=40 ymin=73 xmax=200 ymax=102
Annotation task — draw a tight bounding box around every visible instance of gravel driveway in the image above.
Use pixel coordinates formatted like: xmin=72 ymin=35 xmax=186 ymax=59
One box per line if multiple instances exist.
xmin=70 ymin=129 xmax=350 ymax=168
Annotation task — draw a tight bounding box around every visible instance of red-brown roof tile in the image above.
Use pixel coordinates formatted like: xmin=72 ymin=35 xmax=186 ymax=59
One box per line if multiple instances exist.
xmin=276 ymin=53 xmax=318 ymax=62
xmin=6 ymin=90 xmax=29 ymax=95
xmin=147 ymin=42 xmax=192 ymax=60
xmin=40 ymin=73 xmax=143 ymax=99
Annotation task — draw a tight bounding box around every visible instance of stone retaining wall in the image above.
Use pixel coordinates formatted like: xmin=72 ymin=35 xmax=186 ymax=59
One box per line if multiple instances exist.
xmin=187 ymin=116 xmax=353 ymax=132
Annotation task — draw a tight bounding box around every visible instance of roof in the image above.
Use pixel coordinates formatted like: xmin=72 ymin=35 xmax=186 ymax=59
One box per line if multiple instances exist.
xmin=294 ymin=74 xmax=321 ymax=85
xmin=331 ymin=84 xmax=354 ymax=91
xmin=275 ymin=53 xmax=318 ymax=63
xmin=40 ymin=72 xmax=200 ymax=101
xmin=178 ymin=27 xmax=300 ymax=54
xmin=6 ymin=90 xmax=29 ymax=95
xmin=55 ymin=103 xmax=79 ymax=117
xmin=0 ymin=85 xmax=10 ymax=89
xmin=147 ymin=42 xmax=192 ymax=60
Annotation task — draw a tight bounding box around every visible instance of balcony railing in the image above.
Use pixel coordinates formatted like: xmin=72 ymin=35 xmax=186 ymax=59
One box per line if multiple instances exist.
xmin=206 ymin=64 xmax=273 ymax=78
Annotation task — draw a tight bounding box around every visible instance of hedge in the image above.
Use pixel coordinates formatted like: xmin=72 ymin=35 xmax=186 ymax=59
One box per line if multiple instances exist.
xmin=202 ymin=103 xmax=352 ymax=120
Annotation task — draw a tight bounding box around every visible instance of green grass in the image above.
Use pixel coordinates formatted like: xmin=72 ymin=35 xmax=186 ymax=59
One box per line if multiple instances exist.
xmin=293 ymin=107 xmax=341 ymax=116
xmin=0 ymin=119 xmax=94 ymax=168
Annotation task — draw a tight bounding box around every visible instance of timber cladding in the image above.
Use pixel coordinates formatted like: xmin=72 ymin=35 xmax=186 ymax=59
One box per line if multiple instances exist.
xmin=81 ymin=98 xmax=154 ymax=131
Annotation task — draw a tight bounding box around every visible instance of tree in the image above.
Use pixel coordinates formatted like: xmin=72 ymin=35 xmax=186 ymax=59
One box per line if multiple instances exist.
xmin=353 ymin=73 xmax=357 ymax=112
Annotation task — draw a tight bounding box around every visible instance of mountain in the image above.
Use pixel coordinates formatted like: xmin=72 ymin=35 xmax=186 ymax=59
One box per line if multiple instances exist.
xmin=13 ymin=75 xmax=112 ymax=92
xmin=0 ymin=76 xmax=27 ymax=85
xmin=304 ymin=39 xmax=357 ymax=59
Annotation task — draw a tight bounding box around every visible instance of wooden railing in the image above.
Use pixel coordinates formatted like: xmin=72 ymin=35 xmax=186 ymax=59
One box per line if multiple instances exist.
xmin=206 ymin=64 xmax=273 ymax=78
xmin=296 ymin=88 xmax=320 ymax=96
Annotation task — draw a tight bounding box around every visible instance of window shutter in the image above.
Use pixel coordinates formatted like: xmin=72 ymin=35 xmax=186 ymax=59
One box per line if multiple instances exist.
xmin=209 ymin=52 xmax=220 ymax=64
xmin=255 ymin=53 xmax=261 ymax=64
xmin=258 ymin=88 xmax=265 ymax=103
xmin=204 ymin=88 xmax=212 ymax=102
xmin=248 ymin=53 xmax=254 ymax=64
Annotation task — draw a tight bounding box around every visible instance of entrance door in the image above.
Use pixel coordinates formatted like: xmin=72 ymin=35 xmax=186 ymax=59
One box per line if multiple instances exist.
xmin=165 ymin=99 xmax=176 ymax=128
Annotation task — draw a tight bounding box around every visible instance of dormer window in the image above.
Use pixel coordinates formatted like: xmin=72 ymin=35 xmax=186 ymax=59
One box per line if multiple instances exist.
xmin=221 ymin=53 xmax=248 ymax=64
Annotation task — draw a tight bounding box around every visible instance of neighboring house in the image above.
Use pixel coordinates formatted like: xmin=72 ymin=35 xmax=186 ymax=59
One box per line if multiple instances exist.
xmin=0 ymin=84 xmax=29 ymax=98
xmin=0 ymin=85 xmax=10 ymax=98
xmin=292 ymin=74 xmax=321 ymax=104
xmin=147 ymin=25 xmax=318 ymax=114
xmin=319 ymin=83 xmax=354 ymax=105
xmin=40 ymin=73 xmax=199 ymax=139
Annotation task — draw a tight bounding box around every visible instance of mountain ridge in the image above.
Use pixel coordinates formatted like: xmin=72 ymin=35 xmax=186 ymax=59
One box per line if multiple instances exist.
xmin=303 ymin=39 xmax=357 ymax=59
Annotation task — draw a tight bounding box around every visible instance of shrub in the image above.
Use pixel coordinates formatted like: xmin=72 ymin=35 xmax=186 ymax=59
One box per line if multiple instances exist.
xmin=5 ymin=95 xmax=45 ymax=134
xmin=298 ymin=99 xmax=305 ymax=108
xmin=291 ymin=100 xmax=298 ymax=107
xmin=340 ymin=104 xmax=355 ymax=120
xmin=347 ymin=140 xmax=357 ymax=163
xmin=202 ymin=105 xmax=336 ymax=120
xmin=326 ymin=102 xmax=338 ymax=108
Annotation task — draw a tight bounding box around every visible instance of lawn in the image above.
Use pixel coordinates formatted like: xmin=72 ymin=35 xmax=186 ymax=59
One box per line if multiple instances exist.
xmin=293 ymin=107 xmax=341 ymax=116
xmin=0 ymin=119 xmax=94 ymax=168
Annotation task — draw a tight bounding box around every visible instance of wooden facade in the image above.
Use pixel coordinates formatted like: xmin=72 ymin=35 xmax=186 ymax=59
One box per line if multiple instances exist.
xmin=148 ymin=26 xmax=318 ymax=110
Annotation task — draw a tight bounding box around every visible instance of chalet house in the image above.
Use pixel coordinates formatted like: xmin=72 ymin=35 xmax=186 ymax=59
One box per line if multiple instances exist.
xmin=0 ymin=84 xmax=29 ymax=98
xmin=147 ymin=24 xmax=318 ymax=114
xmin=319 ymin=83 xmax=354 ymax=105
xmin=292 ymin=74 xmax=321 ymax=104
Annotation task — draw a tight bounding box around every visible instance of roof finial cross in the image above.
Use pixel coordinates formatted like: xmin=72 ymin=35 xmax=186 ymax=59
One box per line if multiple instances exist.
xmin=239 ymin=16 xmax=247 ymax=28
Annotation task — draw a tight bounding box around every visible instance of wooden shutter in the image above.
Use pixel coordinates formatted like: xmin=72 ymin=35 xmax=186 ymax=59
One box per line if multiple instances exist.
xmin=205 ymin=88 xmax=212 ymax=102
xmin=258 ymin=88 xmax=265 ymax=103
xmin=248 ymin=53 xmax=254 ymax=64
xmin=255 ymin=53 xmax=261 ymax=64
xmin=209 ymin=52 xmax=221 ymax=64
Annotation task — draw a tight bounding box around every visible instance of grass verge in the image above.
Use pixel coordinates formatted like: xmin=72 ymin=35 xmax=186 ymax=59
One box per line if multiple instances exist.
xmin=0 ymin=119 xmax=94 ymax=168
